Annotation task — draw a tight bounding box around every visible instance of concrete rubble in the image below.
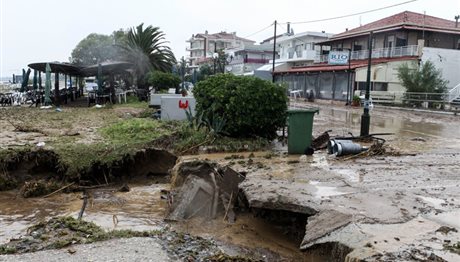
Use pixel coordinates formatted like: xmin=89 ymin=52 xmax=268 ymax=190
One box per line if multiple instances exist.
xmin=167 ymin=160 xmax=244 ymax=222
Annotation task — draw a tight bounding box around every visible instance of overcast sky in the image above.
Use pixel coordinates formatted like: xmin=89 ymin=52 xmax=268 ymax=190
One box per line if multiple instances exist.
xmin=1 ymin=0 xmax=459 ymax=78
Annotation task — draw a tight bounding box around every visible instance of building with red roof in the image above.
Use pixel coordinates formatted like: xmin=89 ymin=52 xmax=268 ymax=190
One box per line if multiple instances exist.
xmin=274 ymin=11 xmax=460 ymax=103
xmin=186 ymin=31 xmax=256 ymax=68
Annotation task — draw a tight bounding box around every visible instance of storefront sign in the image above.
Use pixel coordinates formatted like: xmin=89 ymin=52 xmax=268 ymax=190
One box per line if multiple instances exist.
xmin=328 ymin=51 xmax=349 ymax=65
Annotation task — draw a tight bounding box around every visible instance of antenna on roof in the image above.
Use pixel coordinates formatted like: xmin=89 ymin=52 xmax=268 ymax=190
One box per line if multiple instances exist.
xmin=455 ymin=15 xmax=460 ymax=28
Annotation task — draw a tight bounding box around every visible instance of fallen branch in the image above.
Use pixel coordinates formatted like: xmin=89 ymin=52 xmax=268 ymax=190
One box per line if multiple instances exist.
xmin=179 ymin=137 xmax=215 ymax=155
xmin=223 ymin=191 xmax=234 ymax=222
xmin=77 ymin=183 xmax=113 ymax=190
xmin=78 ymin=191 xmax=88 ymax=220
xmin=43 ymin=182 xmax=75 ymax=198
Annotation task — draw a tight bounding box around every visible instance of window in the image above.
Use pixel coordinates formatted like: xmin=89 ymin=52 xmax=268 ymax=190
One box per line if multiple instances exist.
xmin=386 ymin=35 xmax=395 ymax=48
xmin=357 ymin=82 xmax=388 ymax=91
xmin=396 ymin=37 xmax=407 ymax=47
xmin=353 ymin=41 xmax=362 ymax=51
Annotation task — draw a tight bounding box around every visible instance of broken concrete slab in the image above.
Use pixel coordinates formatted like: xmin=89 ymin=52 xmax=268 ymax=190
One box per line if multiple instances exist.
xmin=167 ymin=160 xmax=244 ymax=222
xmin=300 ymin=209 xmax=353 ymax=250
xmin=167 ymin=174 xmax=217 ymax=221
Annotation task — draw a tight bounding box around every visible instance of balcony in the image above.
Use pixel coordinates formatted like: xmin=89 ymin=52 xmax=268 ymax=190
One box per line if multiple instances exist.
xmin=315 ymin=45 xmax=419 ymax=63
xmin=186 ymin=46 xmax=204 ymax=51
xmin=229 ymin=57 xmax=270 ymax=65
xmin=277 ymin=50 xmax=317 ymax=63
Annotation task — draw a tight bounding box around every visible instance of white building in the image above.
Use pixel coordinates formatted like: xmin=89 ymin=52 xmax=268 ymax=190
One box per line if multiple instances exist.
xmin=273 ymin=31 xmax=333 ymax=67
xmin=225 ymin=44 xmax=273 ymax=75
xmin=186 ymin=31 xmax=255 ymax=68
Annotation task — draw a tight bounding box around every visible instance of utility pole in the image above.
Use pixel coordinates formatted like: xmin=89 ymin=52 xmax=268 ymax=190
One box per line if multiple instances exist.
xmin=360 ymin=31 xmax=373 ymax=136
xmin=272 ymin=20 xmax=277 ymax=83
xmin=346 ymin=48 xmax=352 ymax=105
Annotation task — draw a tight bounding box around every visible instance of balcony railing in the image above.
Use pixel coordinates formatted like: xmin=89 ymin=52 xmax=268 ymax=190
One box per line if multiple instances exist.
xmin=229 ymin=57 xmax=270 ymax=65
xmin=186 ymin=46 xmax=204 ymax=51
xmin=278 ymin=50 xmax=317 ymax=62
xmin=315 ymin=45 xmax=419 ymax=63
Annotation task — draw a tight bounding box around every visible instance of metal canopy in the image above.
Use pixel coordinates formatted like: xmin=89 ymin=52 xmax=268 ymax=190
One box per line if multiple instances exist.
xmin=28 ymin=61 xmax=133 ymax=77
xmin=80 ymin=61 xmax=133 ymax=76
xmin=28 ymin=62 xmax=83 ymax=76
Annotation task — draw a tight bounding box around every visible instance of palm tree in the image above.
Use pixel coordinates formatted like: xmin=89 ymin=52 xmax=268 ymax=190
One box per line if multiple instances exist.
xmin=125 ymin=23 xmax=176 ymax=88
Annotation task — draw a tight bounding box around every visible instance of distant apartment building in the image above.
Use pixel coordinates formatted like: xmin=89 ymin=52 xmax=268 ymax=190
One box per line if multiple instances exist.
xmin=225 ymin=44 xmax=273 ymax=75
xmin=186 ymin=31 xmax=255 ymax=68
xmin=274 ymin=11 xmax=460 ymax=102
xmin=251 ymin=31 xmax=331 ymax=81
xmin=275 ymin=31 xmax=333 ymax=67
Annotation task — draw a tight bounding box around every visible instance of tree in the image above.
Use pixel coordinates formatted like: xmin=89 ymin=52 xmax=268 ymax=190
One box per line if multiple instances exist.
xmin=397 ymin=61 xmax=448 ymax=93
xmin=124 ymin=24 xmax=176 ymax=88
xmin=197 ymin=64 xmax=213 ymax=82
xmin=146 ymin=71 xmax=180 ymax=92
xmin=71 ymin=33 xmax=122 ymax=66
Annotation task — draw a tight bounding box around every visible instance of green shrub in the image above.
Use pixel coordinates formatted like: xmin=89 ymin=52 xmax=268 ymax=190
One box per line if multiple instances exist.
xmin=147 ymin=71 xmax=180 ymax=91
xmin=193 ymin=74 xmax=288 ymax=139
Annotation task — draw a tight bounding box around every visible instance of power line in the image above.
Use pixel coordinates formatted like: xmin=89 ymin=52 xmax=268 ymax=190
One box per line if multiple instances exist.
xmin=282 ymin=0 xmax=417 ymax=25
xmin=243 ymin=23 xmax=274 ymax=38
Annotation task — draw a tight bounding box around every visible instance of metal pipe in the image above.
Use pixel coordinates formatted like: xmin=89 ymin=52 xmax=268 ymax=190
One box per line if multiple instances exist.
xmin=333 ymin=142 xmax=365 ymax=156
xmin=327 ymin=139 xmax=354 ymax=154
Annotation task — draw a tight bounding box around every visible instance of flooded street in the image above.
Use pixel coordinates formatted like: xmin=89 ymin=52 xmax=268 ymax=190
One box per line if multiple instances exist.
xmin=0 ymin=182 xmax=167 ymax=244
xmin=2 ymin=101 xmax=460 ymax=261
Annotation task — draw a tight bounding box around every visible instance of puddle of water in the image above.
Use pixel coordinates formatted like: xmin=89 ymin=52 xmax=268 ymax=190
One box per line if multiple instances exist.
xmin=317 ymin=107 xmax=460 ymax=152
xmin=426 ymin=210 xmax=460 ymax=229
xmin=310 ymin=181 xmax=347 ymax=199
xmin=417 ymin=196 xmax=446 ymax=209
xmin=334 ymin=168 xmax=360 ymax=183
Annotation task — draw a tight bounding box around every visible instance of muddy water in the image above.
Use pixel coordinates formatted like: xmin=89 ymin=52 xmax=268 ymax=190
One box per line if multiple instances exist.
xmin=0 ymin=180 xmax=322 ymax=261
xmin=315 ymin=107 xmax=460 ymax=152
xmin=0 ymin=182 xmax=167 ymax=244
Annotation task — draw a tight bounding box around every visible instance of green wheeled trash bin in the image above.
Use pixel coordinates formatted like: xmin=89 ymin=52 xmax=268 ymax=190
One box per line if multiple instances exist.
xmin=287 ymin=108 xmax=319 ymax=154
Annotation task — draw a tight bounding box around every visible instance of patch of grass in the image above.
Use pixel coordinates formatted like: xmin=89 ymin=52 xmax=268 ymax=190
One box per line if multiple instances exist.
xmin=0 ymin=216 xmax=162 ymax=254
xmin=173 ymin=125 xmax=211 ymax=154
xmin=0 ymin=245 xmax=16 ymax=255
xmin=100 ymin=118 xmax=171 ymax=145
xmin=444 ymin=241 xmax=460 ymax=255
xmin=114 ymin=95 xmax=148 ymax=109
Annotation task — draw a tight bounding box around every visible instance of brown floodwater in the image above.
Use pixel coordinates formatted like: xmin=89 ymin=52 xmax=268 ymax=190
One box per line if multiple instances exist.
xmin=0 ymin=181 xmax=325 ymax=261
xmin=1 ymin=105 xmax=458 ymax=261
xmin=0 ymin=182 xmax=167 ymax=244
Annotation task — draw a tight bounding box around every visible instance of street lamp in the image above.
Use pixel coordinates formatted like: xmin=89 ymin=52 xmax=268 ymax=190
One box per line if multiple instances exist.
xmin=213 ymin=52 xmax=219 ymax=74
xmin=360 ymin=31 xmax=373 ymax=136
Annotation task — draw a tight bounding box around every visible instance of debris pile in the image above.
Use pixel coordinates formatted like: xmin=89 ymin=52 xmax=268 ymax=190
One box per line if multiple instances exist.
xmin=167 ymin=160 xmax=245 ymax=223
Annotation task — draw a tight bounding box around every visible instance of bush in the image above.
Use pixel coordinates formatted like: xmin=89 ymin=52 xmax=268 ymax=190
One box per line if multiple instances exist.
xmin=193 ymin=74 xmax=288 ymax=139
xmin=397 ymin=60 xmax=448 ymax=93
xmin=146 ymin=71 xmax=180 ymax=91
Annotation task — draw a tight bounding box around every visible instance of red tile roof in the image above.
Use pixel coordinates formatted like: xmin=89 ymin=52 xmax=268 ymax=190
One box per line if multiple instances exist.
xmin=331 ymin=11 xmax=460 ymax=40
xmin=274 ymin=56 xmax=419 ymax=74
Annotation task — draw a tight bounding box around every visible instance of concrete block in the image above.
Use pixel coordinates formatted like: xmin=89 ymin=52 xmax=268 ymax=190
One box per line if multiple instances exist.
xmin=150 ymin=93 xmax=181 ymax=107
xmin=161 ymin=96 xmax=196 ymax=120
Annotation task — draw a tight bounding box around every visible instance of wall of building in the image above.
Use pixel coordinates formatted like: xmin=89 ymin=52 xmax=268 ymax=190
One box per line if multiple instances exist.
xmin=425 ymin=32 xmax=459 ymax=49
xmin=422 ymin=47 xmax=460 ymax=89
xmin=355 ymin=60 xmax=418 ymax=92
